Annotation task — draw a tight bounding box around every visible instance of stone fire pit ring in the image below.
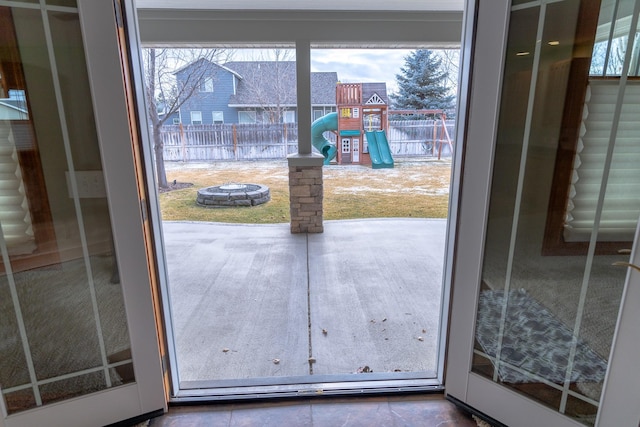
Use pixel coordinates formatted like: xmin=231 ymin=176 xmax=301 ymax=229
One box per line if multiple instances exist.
xmin=196 ymin=183 xmax=270 ymax=207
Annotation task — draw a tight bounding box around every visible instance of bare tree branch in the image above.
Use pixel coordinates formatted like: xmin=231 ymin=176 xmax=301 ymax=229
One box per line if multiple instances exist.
xmin=142 ymin=47 xmax=233 ymax=187
xmin=238 ymin=49 xmax=296 ymax=124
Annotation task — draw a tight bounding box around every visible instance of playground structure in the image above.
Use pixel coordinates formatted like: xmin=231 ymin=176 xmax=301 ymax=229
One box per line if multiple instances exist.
xmin=311 ymin=83 xmax=453 ymax=167
xmin=388 ymin=109 xmax=453 ymax=160
xmin=311 ymin=83 xmax=394 ymax=168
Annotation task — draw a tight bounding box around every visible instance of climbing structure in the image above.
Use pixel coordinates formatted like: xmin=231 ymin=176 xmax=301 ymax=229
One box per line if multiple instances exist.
xmin=334 ymin=83 xmax=393 ymax=168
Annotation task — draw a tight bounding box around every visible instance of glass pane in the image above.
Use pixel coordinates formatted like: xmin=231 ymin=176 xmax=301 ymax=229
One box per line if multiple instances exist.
xmin=0 ymin=3 xmax=133 ymax=415
xmin=153 ymin=43 xmax=456 ymax=390
xmin=47 ymin=0 xmax=78 ymax=7
xmin=3 ymin=389 xmax=35 ymax=413
xmin=591 ymin=0 xmax=639 ymax=76
xmin=471 ymin=1 xmax=635 ymax=425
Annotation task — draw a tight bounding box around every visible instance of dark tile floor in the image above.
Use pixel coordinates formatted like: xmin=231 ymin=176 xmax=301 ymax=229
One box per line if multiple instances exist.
xmin=148 ymin=393 xmax=480 ymax=426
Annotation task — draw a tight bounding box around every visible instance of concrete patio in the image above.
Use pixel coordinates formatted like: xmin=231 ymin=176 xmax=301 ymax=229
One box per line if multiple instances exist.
xmin=162 ymin=218 xmax=446 ymax=387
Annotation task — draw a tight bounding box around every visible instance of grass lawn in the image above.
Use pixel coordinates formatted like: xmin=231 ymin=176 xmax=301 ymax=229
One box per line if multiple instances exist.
xmin=159 ymin=158 xmax=451 ymax=223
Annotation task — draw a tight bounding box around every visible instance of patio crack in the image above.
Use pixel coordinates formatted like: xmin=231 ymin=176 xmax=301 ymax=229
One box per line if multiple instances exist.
xmin=306 ymin=233 xmax=314 ymax=375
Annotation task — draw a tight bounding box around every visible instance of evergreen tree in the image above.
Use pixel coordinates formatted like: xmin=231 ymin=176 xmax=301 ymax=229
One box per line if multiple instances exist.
xmin=391 ymin=50 xmax=455 ymax=112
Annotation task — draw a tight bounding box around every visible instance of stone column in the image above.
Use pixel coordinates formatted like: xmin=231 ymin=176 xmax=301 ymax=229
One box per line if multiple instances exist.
xmin=288 ymin=154 xmax=324 ymax=233
xmin=286 ymin=40 xmax=324 ymax=233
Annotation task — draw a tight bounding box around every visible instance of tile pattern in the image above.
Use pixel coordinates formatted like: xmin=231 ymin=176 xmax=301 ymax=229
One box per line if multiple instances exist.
xmin=148 ymin=393 xmax=478 ymax=427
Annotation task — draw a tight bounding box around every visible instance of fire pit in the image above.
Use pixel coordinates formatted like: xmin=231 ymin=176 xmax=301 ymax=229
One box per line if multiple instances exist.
xmin=196 ymin=183 xmax=270 ymax=207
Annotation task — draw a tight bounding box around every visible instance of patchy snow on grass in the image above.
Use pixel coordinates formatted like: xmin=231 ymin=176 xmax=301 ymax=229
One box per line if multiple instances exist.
xmin=330 ymin=185 xmax=449 ymax=195
xmin=165 ymin=158 xmax=451 ymax=197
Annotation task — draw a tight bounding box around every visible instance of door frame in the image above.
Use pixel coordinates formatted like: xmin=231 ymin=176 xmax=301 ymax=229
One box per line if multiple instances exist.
xmin=446 ymin=1 xmax=640 ymax=426
xmin=136 ymin=6 xmax=465 ymax=400
xmin=0 ymin=1 xmax=165 ymax=426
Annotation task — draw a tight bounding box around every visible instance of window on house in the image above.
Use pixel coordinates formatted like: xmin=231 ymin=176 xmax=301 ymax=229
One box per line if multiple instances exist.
xmin=190 ymin=111 xmax=202 ymax=125
xmin=200 ymin=76 xmax=214 ymax=92
xmin=313 ymin=108 xmax=324 ymax=121
xmin=238 ymin=110 xmax=256 ymax=124
xmin=283 ymin=110 xmax=295 ymax=123
xmin=212 ymin=111 xmax=224 ymax=124
xmin=172 ymin=118 xmax=180 ymax=124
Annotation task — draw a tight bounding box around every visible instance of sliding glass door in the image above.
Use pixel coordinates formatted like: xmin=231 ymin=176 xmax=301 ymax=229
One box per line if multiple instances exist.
xmin=0 ymin=1 xmax=164 ymax=426
xmin=448 ymin=0 xmax=640 ymax=426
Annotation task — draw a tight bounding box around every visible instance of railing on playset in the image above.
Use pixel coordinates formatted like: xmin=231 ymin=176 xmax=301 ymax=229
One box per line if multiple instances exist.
xmin=336 ymin=83 xmax=362 ymax=105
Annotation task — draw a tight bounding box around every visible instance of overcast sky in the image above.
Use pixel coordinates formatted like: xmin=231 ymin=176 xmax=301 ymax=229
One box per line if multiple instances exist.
xmin=311 ymin=49 xmax=413 ymax=94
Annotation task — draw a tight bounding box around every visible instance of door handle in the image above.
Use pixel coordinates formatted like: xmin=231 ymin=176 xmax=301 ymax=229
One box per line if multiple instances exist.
xmin=612 ymin=262 xmax=640 ymax=273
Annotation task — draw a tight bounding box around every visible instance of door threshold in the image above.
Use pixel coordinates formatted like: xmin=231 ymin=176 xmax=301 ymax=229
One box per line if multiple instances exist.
xmin=172 ymin=377 xmax=443 ymax=402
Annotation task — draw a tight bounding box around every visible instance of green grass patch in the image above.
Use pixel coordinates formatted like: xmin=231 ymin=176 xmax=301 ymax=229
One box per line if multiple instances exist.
xmin=159 ymin=160 xmax=451 ymax=223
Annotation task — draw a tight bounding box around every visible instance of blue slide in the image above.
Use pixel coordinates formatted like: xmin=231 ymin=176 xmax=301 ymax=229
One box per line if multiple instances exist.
xmin=365 ymin=131 xmax=394 ymax=169
xmin=311 ymin=112 xmax=338 ymax=165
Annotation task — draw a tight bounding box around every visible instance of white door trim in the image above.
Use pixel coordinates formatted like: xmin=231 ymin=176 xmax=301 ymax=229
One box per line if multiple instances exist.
xmin=445 ymin=0 xmax=508 ymax=402
xmin=79 ymin=0 xmax=165 ymax=415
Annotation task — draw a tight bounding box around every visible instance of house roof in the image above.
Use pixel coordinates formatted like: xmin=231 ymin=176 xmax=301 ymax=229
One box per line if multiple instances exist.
xmin=362 ymin=82 xmax=389 ymax=105
xmin=173 ymin=58 xmax=243 ymax=80
xmin=223 ymin=61 xmax=338 ymax=107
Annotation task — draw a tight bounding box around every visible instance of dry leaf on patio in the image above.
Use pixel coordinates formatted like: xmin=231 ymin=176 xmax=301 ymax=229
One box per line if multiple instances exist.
xmin=273 ymin=359 xmax=280 ymax=364
xmin=222 ymin=348 xmax=230 ymax=353
xmin=322 ymin=328 xmax=328 ymax=335
xmin=417 ymin=336 xmax=424 ymax=341
xmin=357 ymin=366 xmax=373 ymax=373
xmin=308 ymin=357 xmax=316 ymax=364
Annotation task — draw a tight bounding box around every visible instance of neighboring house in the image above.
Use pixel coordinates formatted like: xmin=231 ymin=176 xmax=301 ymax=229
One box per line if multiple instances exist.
xmin=156 ymin=102 xmax=180 ymax=125
xmin=173 ymin=59 xmax=338 ymax=125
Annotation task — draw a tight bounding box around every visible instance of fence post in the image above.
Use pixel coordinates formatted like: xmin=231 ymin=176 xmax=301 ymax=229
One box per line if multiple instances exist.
xmin=431 ymin=120 xmax=437 ymax=156
xmin=439 ymin=113 xmax=452 ymax=160
xmin=233 ymin=124 xmax=238 ymax=161
xmin=284 ymin=123 xmax=288 ymax=156
xmin=179 ymin=123 xmax=186 ymax=162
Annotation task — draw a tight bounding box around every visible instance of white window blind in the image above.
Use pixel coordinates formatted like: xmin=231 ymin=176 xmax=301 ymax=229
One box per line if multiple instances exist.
xmin=564 ymin=80 xmax=640 ymax=242
xmin=0 ymin=121 xmax=35 ymax=255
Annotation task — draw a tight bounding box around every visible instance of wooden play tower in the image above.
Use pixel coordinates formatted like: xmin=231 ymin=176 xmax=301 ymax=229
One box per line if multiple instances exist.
xmin=335 ymin=83 xmax=390 ymax=167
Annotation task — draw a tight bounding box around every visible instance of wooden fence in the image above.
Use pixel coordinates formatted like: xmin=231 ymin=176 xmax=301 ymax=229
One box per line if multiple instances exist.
xmin=387 ymin=120 xmax=455 ymax=157
xmin=160 ymin=120 xmax=455 ymax=162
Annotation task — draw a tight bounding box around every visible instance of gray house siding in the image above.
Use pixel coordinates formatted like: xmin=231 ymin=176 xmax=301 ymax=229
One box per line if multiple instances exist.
xmin=175 ymin=64 xmax=239 ymax=124
xmin=174 ymin=60 xmax=339 ymax=125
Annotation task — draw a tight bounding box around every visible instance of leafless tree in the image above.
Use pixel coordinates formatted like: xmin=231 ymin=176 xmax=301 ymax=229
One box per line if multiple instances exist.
xmin=142 ymin=48 xmax=231 ymax=187
xmin=240 ymin=49 xmax=296 ymax=124
xmin=436 ymin=49 xmax=460 ymax=98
